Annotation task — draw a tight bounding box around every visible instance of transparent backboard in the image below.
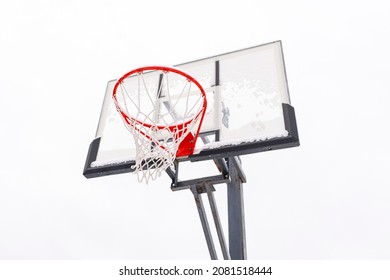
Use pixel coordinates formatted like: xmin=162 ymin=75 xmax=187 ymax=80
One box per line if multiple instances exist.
xmin=84 ymin=41 xmax=299 ymax=178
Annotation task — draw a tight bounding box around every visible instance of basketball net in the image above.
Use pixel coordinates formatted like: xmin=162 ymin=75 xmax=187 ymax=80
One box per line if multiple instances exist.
xmin=113 ymin=66 xmax=207 ymax=184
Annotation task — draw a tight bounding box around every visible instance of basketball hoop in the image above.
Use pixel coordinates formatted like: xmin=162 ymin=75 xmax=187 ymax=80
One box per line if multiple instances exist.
xmin=112 ymin=66 xmax=207 ymax=183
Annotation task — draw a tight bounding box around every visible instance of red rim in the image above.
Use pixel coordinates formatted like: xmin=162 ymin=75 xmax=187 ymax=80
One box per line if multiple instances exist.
xmin=112 ymin=66 xmax=208 ymax=157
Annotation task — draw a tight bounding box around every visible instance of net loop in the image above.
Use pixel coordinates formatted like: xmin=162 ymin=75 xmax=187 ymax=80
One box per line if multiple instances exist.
xmin=113 ymin=66 xmax=207 ymax=184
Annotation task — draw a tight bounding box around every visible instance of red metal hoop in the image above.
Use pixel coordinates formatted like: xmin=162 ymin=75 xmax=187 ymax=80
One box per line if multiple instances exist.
xmin=112 ymin=66 xmax=207 ymax=157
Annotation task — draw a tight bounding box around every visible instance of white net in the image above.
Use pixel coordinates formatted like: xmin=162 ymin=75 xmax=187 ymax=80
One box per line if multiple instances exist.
xmin=113 ymin=67 xmax=207 ymax=184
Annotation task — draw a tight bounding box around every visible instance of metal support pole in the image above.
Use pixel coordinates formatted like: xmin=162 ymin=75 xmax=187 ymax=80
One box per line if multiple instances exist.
xmin=227 ymin=157 xmax=247 ymax=260
xmin=205 ymin=184 xmax=231 ymax=260
xmin=191 ymin=185 xmax=218 ymax=260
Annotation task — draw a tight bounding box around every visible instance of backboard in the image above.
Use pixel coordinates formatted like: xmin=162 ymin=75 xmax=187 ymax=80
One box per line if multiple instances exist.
xmin=84 ymin=41 xmax=299 ymax=178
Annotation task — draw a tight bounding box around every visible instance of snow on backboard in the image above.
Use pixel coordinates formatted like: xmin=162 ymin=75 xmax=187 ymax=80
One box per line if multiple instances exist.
xmin=84 ymin=41 xmax=299 ymax=178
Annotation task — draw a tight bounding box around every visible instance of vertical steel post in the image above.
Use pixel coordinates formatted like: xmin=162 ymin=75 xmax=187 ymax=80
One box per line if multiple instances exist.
xmin=227 ymin=157 xmax=247 ymax=260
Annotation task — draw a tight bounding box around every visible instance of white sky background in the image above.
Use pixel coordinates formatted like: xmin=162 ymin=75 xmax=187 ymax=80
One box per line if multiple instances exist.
xmin=0 ymin=0 xmax=389 ymax=260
